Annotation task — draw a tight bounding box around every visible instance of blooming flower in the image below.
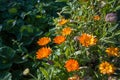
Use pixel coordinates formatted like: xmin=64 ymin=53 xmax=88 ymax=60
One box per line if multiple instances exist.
xmin=58 ymin=18 xmax=68 ymax=25
xmin=93 ymin=15 xmax=100 ymax=21
xmin=65 ymin=59 xmax=79 ymax=72
xmin=62 ymin=27 xmax=72 ymax=36
xmin=99 ymin=61 xmax=116 ymax=75
xmin=78 ymin=33 xmax=97 ymax=47
xmin=36 ymin=47 xmax=52 ymax=59
xmin=105 ymin=12 xmax=117 ymax=22
xmin=53 ymin=36 xmax=66 ymax=44
xmin=37 ymin=37 xmax=51 ymax=46
xmin=105 ymin=47 xmax=119 ymax=57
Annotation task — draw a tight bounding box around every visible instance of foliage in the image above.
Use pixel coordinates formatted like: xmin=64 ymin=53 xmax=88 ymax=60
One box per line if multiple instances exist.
xmin=0 ymin=0 xmax=120 ymax=80
xmin=0 ymin=0 xmax=66 ymax=80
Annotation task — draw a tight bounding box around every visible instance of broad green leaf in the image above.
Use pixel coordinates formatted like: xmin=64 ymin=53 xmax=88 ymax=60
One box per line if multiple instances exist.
xmin=0 ymin=72 xmax=12 ymax=80
xmin=0 ymin=25 xmax=2 ymax=31
xmin=0 ymin=61 xmax=12 ymax=70
xmin=0 ymin=46 xmax=15 ymax=70
xmin=8 ymin=8 xmax=17 ymax=14
xmin=20 ymin=25 xmax=33 ymax=34
xmin=0 ymin=46 xmax=15 ymax=59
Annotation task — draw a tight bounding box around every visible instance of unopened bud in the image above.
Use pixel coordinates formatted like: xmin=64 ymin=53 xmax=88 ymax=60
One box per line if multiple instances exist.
xmin=105 ymin=12 xmax=117 ymax=23
xmin=23 ymin=68 xmax=30 ymax=75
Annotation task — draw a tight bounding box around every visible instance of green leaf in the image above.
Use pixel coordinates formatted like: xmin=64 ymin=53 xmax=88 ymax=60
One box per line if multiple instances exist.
xmin=0 ymin=46 xmax=15 ymax=69
xmin=8 ymin=8 xmax=17 ymax=14
xmin=115 ymin=5 xmax=120 ymax=10
xmin=39 ymin=67 xmax=49 ymax=80
xmin=0 ymin=25 xmax=2 ymax=31
xmin=114 ymin=30 xmax=120 ymax=36
xmin=0 ymin=72 xmax=12 ymax=80
xmin=108 ymin=24 xmax=118 ymax=32
xmin=20 ymin=25 xmax=33 ymax=34
xmin=0 ymin=46 xmax=15 ymax=59
xmin=55 ymin=0 xmax=68 ymax=2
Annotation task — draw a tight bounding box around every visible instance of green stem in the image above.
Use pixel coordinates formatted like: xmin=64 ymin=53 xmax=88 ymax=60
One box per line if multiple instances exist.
xmin=29 ymin=73 xmax=38 ymax=80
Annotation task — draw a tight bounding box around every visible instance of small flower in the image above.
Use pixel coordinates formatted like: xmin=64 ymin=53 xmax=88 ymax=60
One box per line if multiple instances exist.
xmin=65 ymin=59 xmax=79 ymax=72
xmin=68 ymin=75 xmax=80 ymax=80
xmin=93 ymin=15 xmax=100 ymax=21
xmin=99 ymin=61 xmax=116 ymax=75
xmin=105 ymin=47 xmax=119 ymax=57
xmin=62 ymin=27 xmax=72 ymax=36
xmin=53 ymin=36 xmax=66 ymax=44
xmin=58 ymin=18 xmax=68 ymax=25
xmin=36 ymin=47 xmax=52 ymax=59
xmin=37 ymin=37 xmax=51 ymax=46
xmin=105 ymin=12 xmax=117 ymax=22
xmin=23 ymin=68 xmax=30 ymax=75
xmin=78 ymin=33 xmax=97 ymax=47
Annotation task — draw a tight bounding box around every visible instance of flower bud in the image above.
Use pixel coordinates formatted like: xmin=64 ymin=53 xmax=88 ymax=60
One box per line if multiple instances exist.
xmin=23 ymin=68 xmax=30 ymax=76
xmin=105 ymin=12 xmax=117 ymax=22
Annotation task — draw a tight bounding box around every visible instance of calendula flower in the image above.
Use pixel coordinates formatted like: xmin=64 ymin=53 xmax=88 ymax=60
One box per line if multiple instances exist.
xmin=78 ymin=33 xmax=97 ymax=47
xmin=105 ymin=47 xmax=119 ymax=57
xmin=99 ymin=61 xmax=116 ymax=75
xmin=68 ymin=75 xmax=80 ymax=80
xmin=36 ymin=47 xmax=52 ymax=59
xmin=93 ymin=15 xmax=100 ymax=21
xmin=62 ymin=27 xmax=72 ymax=36
xmin=58 ymin=18 xmax=68 ymax=25
xmin=65 ymin=59 xmax=79 ymax=72
xmin=37 ymin=37 xmax=51 ymax=46
xmin=53 ymin=36 xmax=66 ymax=44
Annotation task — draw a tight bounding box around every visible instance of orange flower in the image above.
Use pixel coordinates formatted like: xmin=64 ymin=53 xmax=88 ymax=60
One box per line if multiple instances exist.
xmin=93 ymin=15 xmax=100 ymax=21
xmin=36 ymin=47 xmax=52 ymax=59
xmin=105 ymin=47 xmax=119 ymax=57
xmin=62 ymin=27 xmax=72 ymax=36
xmin=78 ymin=33 xmax=97 ymax=47
xmin=65 ymin=59 xmax=79 ymax=72
xmin=53 ymin=36 xmax=66 ymax=44
xmin=58 ymin=18 xmax=68 ymax=25
xmin=37 ymin=37 xmax=51 ymax=46
xmin=99 ymin=61 xmax=116 ymax=75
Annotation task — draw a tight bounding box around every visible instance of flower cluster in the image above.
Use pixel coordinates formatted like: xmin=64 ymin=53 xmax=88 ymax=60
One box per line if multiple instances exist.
xmin=35 ymin=0 xmax=119 ymax=79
